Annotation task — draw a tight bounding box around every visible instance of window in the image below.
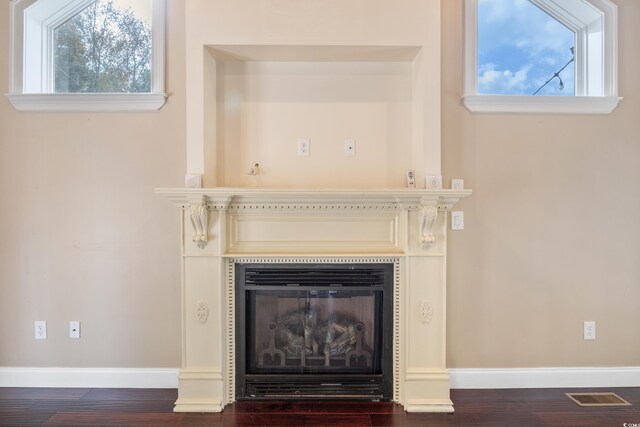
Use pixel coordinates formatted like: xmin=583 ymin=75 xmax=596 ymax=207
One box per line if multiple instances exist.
xmin=464 ymin=0 xmax=621 ymax=114
xmin=54 ymin=0 xmax=152 ymax=93
xmin=478 ymin=0 xmax=575 ymax=96
xmin=8 ymin=0 xmax=166 ymax=111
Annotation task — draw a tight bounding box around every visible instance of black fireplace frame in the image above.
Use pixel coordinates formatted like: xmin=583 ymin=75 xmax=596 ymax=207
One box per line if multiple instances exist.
xmin=235 ymin=263 xmax=394 ymax=401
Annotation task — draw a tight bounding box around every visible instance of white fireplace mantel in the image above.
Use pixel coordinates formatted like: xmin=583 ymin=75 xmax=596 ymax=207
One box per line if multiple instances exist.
xmin=155 ymin=187 xmax=470 ymax=204
xmin=156 ymin=187 xmax=471 ymax=413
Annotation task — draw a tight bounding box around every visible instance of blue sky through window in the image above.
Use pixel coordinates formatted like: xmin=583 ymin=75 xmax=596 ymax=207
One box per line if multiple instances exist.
xmin=478 ymin=0 xmax=575 ymax=96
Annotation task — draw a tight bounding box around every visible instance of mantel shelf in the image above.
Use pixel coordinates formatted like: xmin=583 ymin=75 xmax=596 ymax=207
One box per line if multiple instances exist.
xmin=154 ymin=187 xmax=472 ymax=211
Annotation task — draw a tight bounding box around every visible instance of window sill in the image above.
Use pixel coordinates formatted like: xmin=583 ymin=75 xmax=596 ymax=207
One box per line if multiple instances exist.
xmin=462 ymin=95 xmax=622 ymax=115
xmin=7 ymin=93 xmax=167 ymax=112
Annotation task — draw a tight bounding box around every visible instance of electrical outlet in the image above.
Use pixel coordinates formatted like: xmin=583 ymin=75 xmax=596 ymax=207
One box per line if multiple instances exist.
xmin=297 ymin=138 xmax=310 ymax=156
xmin=70 ymin=321 xmax=80 ymax=339
xmin=35 ymin=321 xmax=46 ymax=340
xmin=584 ymin=321 xmax=596 ymax=340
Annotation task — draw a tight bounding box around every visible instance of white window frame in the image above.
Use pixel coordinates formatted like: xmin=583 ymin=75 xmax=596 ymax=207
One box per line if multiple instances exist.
xmin=463 ymin=0 xmax=621 ymax=114
xmin=8 ymin=0 xmax=166 ymax=112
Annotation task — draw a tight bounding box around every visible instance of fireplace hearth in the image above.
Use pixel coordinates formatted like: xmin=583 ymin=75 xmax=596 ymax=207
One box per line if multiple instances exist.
xmin=235 ymin=263 xmax=394 ymax=400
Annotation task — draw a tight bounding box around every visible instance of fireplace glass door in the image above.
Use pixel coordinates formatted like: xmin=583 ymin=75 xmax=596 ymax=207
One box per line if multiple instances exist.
xmin=236 ymin=263 xmax=393 ymax=400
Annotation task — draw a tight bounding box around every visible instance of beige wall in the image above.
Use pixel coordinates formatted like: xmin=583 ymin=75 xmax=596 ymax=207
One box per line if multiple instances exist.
xmin=0 ymin=1 xmax=185 ymax=367
xmin=213 ymin=59 xmax=415 ymax=188
xmin=1 ymin=0 xmax=638 ymax=371
xmin=443 ymin=0 xmax=640 ymax=368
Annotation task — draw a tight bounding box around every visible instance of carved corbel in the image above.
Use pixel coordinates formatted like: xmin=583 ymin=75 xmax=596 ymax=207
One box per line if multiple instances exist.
xmin=420 ymin=205 xmax=438 ymax=249
xmin=189 ymin=196 xmax=209 ymax=249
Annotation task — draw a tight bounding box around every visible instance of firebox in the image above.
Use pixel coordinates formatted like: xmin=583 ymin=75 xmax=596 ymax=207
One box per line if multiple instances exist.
xmin=235 ymin=263 xmax=394 ymax=400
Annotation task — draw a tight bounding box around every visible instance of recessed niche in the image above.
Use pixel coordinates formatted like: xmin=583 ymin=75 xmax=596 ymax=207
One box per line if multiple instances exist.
xmin=204 ymin=45 xmax=424 ymax=188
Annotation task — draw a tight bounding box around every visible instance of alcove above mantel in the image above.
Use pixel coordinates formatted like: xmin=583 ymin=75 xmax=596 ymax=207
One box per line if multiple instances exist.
xmin=203 ymin=44 xmax=432 ymax=189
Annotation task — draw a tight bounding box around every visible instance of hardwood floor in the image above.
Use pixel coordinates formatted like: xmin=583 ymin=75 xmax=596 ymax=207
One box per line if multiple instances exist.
xmin=1 ymin=387 xmax=639 ymax=426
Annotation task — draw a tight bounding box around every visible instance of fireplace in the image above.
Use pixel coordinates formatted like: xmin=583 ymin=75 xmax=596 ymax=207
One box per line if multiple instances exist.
xmin=235 ymin=263 xmax=394 ymax=400
xmin=155 ymin=188 xmax=470 ymax=413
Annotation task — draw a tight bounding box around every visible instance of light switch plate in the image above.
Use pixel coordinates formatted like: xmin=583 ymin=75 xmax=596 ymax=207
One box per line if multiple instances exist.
xmin=451 ymin=211 xmax=464 ymax=230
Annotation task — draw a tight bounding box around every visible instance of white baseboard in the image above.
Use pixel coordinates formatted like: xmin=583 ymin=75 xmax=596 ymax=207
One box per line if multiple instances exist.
xmin=450 ymin=367 xmax=640 ymax=389
xmin=2 ymin=367 xmax=638 ymax=390
xmin=0 ymin=368 xmax=179 ymax=388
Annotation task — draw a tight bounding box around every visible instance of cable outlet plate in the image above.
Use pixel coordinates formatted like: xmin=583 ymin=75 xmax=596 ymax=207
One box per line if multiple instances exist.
xmin=70 ymin=321 xmax=80 ymax=339
xmin=344 ymin=139 xmax=356 ymax=156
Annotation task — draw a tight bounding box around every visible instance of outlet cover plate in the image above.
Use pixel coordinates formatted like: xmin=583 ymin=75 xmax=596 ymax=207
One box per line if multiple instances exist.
xmin=35 ymin=321 xmax=46 ymax=340
xmin=344 ymin=139 xmax=356 ymax=156
xmin=451 ymin=211 xmax=464 ymax=230
xmin=70 ymin=321 xmax=80 ymax=339
xmin=584 ymin=321 xmax=596 ymax=340
xmin=297 ymin=138 xmax=310 ymax=156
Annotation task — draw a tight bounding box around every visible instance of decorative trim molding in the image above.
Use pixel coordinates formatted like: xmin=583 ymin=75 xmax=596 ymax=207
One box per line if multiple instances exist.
xmin=155 ymin=188 xmax=472 ymax=213
xmin=196 ymin=301 xmax=210 ymax=324
xmin=178 ymin=368 xmax=223 ymax=381
xmin=225 ymin=260 xmax=236 ymax=404
xmin=418 ymin=300 xmax=433 ymax=324
xmin=226 ymin=256 xmax=402 ymax=265
xmin=393 ymin=257 xmax=402 ymax=403
xmin=0 ymin=368 xmax=178 ymax=388
xmin=450 ymin=367 xmax=640 ymax=389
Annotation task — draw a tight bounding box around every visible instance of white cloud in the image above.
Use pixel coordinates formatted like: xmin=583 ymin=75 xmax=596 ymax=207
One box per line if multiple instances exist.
xmin=478 ymin=0 xmax=528 ymax=24
xmin=480 ymin=0 xmax=575 ymax=56
xmin=478 ymin=0 xmax=576 ymax=95
xmin=478 ymin=63 xmax=533 ymax=94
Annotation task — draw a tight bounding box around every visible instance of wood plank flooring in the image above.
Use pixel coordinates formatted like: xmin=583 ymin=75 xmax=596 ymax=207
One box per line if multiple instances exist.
xmin=1 ymin=387 xmax=639 ymax=426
